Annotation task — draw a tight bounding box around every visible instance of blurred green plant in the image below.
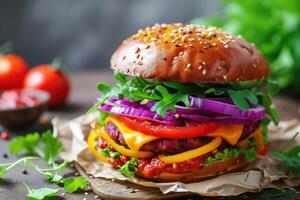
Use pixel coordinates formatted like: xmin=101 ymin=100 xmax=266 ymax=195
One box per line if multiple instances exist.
xmin=191 ymin=0 xmax=300 ymax=94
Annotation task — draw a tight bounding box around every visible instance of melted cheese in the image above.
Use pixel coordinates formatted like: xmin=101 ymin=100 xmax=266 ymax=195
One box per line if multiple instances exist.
xmin=105 ymin=116 xmax=159 ymax=151
xmin=158 ymin=137 xmax=223 ymax=163
xmin=105 ymin=116 xmax=244 ymax=152
xmin=207 ymin=124 xmax=244 ymax=145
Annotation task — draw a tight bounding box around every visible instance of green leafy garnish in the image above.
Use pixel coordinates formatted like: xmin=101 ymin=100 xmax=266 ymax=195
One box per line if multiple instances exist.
xmin=41 ymin=131 xmax=63 ymax=165
xmin=9 ymin=130 xmax=62 ymax=165
xmin=91 ymin=73 xmax=280 ymax=124
xmin=204 ymin=148 xmax=240 ymax=165
xmin=23 ymin=183 xmax=59 ymax=200
xmin=1 ymin=131 xmax=89 ymax=196
xmin=63 ymin=177 xmax=89 ymax=193
xmin=119 ymin=157 xmax=138 ymax=177
xmin=259 ymin=188 xmax=296 ymax=199
xmin=271 ymin=132 xmax=300 ymax=175
xmin=240 ymin=148 xmax=257 ymax=162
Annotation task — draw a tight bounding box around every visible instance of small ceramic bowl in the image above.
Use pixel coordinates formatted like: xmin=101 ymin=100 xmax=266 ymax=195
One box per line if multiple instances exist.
xmin=0 ymin=89 xmax=50 ymax=130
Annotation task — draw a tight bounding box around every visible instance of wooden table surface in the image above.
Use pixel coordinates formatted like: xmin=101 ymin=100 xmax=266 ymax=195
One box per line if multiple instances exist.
xmin=0 ymin=71 xmax=300 ymax=200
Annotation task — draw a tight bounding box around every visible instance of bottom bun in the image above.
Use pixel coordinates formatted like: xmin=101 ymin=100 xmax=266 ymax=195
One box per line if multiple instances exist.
xmin=136 ymin=155 xmax=249 ymax=183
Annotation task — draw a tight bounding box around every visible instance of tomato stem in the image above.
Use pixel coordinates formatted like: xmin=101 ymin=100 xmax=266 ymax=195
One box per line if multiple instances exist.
xmin=51 ymin=58 xmax=68 ymax=73
xmin=0 ymin=42 xmax=13 ymax=55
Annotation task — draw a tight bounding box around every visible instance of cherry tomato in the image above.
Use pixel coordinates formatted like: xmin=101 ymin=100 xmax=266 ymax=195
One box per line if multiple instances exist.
xmin=256 ymin=143 xmax=268 ymax=156
xmin=0 ymin=54 xmax=29 ymax=91
xmin=118 ymin=116 xmax=220 ymax=139
xmin=23 ymin=64 xmax=70 ymax=108
xmin=120 ymin=155 xmax=129 ymax=163
xmin=98 ymin=137 xmax=108 ymax=149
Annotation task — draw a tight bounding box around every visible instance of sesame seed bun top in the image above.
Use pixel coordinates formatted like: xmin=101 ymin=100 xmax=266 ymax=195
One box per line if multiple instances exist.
xmin=111 ymin=23 xmax=269 ymax=83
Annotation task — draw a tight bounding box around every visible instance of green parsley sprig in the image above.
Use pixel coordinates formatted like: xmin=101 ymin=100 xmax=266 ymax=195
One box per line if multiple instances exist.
xmin=0 ymin=130 xmax=89 ymax=200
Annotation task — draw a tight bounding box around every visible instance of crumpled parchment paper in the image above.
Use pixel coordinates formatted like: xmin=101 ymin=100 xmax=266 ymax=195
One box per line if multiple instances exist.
xmin=53 ymin=113 xmax=300 ymax=196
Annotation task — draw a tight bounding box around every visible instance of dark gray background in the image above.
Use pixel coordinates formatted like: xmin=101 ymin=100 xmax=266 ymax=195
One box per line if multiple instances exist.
xmin=0 ymin=0 xmax=222 ymax=71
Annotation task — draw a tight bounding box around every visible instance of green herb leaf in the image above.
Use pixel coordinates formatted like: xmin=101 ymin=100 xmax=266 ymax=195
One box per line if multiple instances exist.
xmin=24 ymin=183 xmax=59 ymax=200
xmin=240 ymin=148 xmax=257 ymax=162
xmin=41 ymin=131 xmax=63 ymax=165
xmin=119 ymin=157 xmax=138 ymax=177
xmin=63 ymin=177 xmax=89 ymax=193
xmin=151 ymin=85 xmax=190 ymax=117
xmin=0 ymin=166 xmax=6 ymax=178
xmin=47 ymin=173 xmax=64 ymax=185
xmin=271 ymin=146 xmax=300 ymax=175
xmin=267 ymin=79 xmax=280 ymax=96
xmin=9 ymin=133 xmax=40 ymax=155
xmin=259 ymin=188 xmax=296 ymax=199
xmin=227 ymin=90 xmax=249 ymax=110
xmin=204 ymin=148 xmax=240 ymax=165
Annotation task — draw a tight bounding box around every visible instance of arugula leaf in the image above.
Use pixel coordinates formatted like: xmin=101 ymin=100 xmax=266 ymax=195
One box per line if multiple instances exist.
xmin=151 ymin=86 xmax=190 ymax=117
xmin=41 ymin=131 xmax=63 ymax=165
xmin=119 ymin=157 xmax=138 ymax=177
xmin=271 ymin=146 xmax=300 ymax=175
xmin=24 ymin=183 xmax=59 ymax=200
xmin=227 ymin=90 xmax=250 ymax=111
xmin=63 ymin=177 xmax=89 ymax=193
xmin=260 ymin=118 xmax=271 ymax=143
xmin=259 ymin=188 xmax=296 ymax=199
xmin=267 ymin=79 xmax=280 ymax=96
xmin=271 ymin=132 xmax=300 ymax=175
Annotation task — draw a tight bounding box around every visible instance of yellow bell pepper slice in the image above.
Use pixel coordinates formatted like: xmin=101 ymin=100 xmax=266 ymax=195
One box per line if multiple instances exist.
xmin=158 ymin=137 xmax=223 ymax=163
xmin=87 ymin=131 xmax=108 ymax=163
xmin=97 ymin=128 xmax=154 ymax=158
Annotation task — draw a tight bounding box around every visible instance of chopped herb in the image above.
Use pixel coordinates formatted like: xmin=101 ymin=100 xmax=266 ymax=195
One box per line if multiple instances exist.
xmin=119 ymin=157 xmax=138 ymax=177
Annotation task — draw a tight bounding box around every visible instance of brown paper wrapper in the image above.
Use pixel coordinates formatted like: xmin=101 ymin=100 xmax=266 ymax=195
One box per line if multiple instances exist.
xmin=53 ymin=113 xmax=300 ymax=196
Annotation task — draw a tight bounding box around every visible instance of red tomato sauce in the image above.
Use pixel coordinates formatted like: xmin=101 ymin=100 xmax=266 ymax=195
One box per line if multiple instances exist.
xmin=0 ymin=89 xmax=42 ymax=110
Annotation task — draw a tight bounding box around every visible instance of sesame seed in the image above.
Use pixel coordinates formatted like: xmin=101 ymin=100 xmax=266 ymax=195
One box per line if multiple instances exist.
xmin=136 ymin=54 xmax=140 ymax=59
xmin=201 ymin=61 xmax=206 ymax=66
xmin=202 ymin=69 xmax=207 ymax=75
xmin=217 ymin=66 xmax=222 ymax=70
xmin=198 ymin=65 xmax=203 ymax=70
xmin=179 ymin=52 xmax=184 ymax=56
xmin=186 ymin=63 xmax=191 ymax=68
xmin=138 ymin=61 xmax=143 ymax=65
xmin=253 ymin=64 xmax=257 ymax=68
xmin=174 ymin=43 xmax=181 ymax=47
xmin=62 ymin=193 xmax=65 ymax=196
xmin=94 ymin=195 xmax=99 ymax=199
xmin=122 ymin=56 xmax=126 ymax=60
xmin=145 ymin=45 xmax=151 ymax=49
xmin=84 ymin=192 xmax=89 ymax=196
xmin=224 ymin=45 xmax=229 ymax=48
xmin=223 ymin=75 xmax=227 ymax=80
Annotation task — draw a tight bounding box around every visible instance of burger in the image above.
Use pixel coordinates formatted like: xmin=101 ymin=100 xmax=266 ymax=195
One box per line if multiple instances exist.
xmin=87 ymin=23 xmax=279 ymax=183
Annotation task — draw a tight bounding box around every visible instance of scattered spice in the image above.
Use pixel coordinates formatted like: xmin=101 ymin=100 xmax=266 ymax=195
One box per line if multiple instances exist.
xmin=1 ymin=132 xmax=9 ymax=140
xmin=22 ymin=169 xmax=28 ymax=175
xmin=3 ymin=153 xmax=8 ymax=159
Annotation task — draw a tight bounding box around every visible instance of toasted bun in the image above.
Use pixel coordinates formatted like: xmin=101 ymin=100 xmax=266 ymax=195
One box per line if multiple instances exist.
xmin=136 ymin=155 xmax=249 ymax=183
xmin=111 ymin=23 xmax=269 ymax=83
